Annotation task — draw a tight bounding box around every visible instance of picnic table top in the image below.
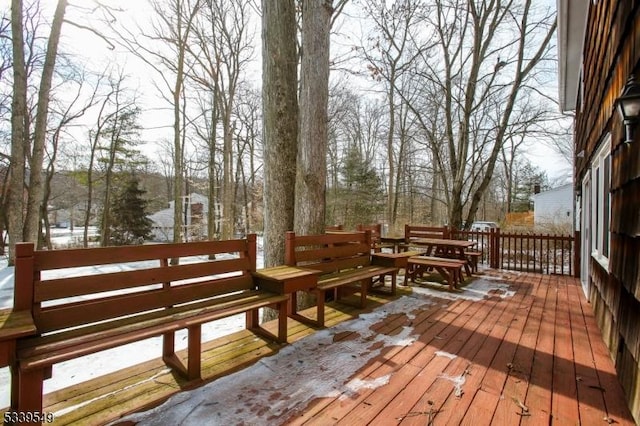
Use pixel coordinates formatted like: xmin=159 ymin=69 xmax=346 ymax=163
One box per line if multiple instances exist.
xmin=410 ymin=238 xmax=476 ymax=248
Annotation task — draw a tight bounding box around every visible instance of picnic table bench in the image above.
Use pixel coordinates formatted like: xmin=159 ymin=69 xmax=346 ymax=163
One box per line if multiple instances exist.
xmin=406 ymin=255 xmax=467 ymax=290
xmin=285 ymin=231 xmax=399 ymax=327
xmin=6 ymin=235 xmax=288 ymax=421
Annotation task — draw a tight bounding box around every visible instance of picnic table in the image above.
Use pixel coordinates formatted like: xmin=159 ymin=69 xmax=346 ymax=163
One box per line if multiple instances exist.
xmin=410 ymin=237 xmax=477 ymax=276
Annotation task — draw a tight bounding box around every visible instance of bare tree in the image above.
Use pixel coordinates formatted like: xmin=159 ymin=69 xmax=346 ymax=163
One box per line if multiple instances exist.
xmin=262 ymin=0 xmax=298 ymax=267
xmin=113 ymin=0 xmax=203 ymax=254
xmin=373 ymin=0 xmax=557 ymax=229
xmin=189 ymin=0 xmax=254 ymax=240
xmin=7 ymin=0 xmax=68 ymax=263
xmin=294 ymin=0 xmax=332 ymax=236
xmin=360 ymin=0 xmax=426 ymax=229
xmin=41 ymin=66 xmax=102 ymax=249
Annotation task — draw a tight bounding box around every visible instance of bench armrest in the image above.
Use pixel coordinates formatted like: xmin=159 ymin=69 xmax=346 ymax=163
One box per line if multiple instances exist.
xmin=0 ymin=309 xmax=37 ymax=367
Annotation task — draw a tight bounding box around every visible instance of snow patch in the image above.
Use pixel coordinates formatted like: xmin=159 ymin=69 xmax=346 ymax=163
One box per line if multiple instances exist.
xmin=435 ymin=350 xmax=457 ymax=360
xmin=340 ymin=375 xmax=391 ymax=400
xmin=411 ymin=278 xmax=515 ymax=301
xmin=120 ymin=295 xmax=429 ymax=425
xmin=437 ymin=373 xmax=466 ymax=397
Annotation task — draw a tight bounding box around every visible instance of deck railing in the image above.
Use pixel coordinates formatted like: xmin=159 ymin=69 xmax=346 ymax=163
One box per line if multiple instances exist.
xmin=451 ymin=228 xmax=580 ymax=277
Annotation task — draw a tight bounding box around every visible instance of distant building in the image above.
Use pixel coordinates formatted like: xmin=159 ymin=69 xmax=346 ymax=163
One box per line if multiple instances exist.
xmin=148 ymin=193 xmax=220 ymax=241
xmin=532 ymin=183 xmax=573 ymax=225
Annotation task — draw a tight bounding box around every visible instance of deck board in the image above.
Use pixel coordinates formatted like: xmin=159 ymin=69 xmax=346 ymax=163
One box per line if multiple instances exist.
xmin=3 ymin=271 xmax=636 ymax=425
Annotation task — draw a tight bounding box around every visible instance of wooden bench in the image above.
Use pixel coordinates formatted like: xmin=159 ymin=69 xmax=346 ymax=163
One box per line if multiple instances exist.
xmin=406 ymin=255 xmax=467 ymax=290
xmin=399 ymin=224 xmax=449 ymax=251
xmin=464 ymin=250 xmax=482 ymax=272
xmin=285 ymin=231 xmax=399 ymax=327
xmin=7 ymin=235 xmax=288 ymax=418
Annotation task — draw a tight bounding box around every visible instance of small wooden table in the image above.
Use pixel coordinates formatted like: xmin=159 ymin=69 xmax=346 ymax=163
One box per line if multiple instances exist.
xmin=372 ymin=250 xmax=424 ymax=285
xmin=252 ymin=266 xmax=320 ymax=316
xmin=379 ymin=235 xmax=406 ymax=253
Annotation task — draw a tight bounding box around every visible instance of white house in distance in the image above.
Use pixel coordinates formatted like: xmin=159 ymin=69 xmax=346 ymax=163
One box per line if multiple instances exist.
xmin=532 ymin=183 xmax=573 ymax=226
xmin=148 ymin=193 xmax=220 ymax=242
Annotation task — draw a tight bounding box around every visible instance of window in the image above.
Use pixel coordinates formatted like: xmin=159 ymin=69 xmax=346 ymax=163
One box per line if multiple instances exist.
xmin=591 ymin=135 xmax=611 ymax=267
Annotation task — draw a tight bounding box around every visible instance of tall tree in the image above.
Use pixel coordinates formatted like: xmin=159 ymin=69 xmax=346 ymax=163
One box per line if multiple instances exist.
xmin=8 ymin=0 xmax=68 ymax=264
xmin=369 ymin=0 xmax=557 ymax=229
xmin=262 ymin=0 xmax=298 ymax=267
xmin=294 ymin=0 xmax=331 ymax=235
xmin=360 ymin=0 xmax=424 ymax=229
xmin=189 ymin=0 xmax=253 ymax=240
xmin=114 ymin=0 xmax=203 ymax=254
xmin=97 ymin=95 xmax=142 ymax=246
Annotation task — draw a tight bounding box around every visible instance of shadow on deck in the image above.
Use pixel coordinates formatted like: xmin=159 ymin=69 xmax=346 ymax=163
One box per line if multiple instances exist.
xmin=13 ymin=270 xmax=638 ymax=425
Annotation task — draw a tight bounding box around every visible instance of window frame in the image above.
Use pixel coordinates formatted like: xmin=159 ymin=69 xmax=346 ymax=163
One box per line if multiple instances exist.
xmin=590 ymin=134 xmax=611 ymax=269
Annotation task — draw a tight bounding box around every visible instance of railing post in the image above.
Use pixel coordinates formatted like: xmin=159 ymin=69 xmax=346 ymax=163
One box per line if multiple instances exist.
xmin=493 ymin=228 xmax=501 ymax=269
xmin=14 ymin=242 xmax=35 ymax=312
xmin=489 ymin=228 xmax=495 ymax=269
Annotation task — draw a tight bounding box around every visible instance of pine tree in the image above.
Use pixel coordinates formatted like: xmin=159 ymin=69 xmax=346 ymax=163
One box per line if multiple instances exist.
xmin=107 ymin=177 xmax=153 ymax=245
xmin=339 ymin=147 xmax=385 ymax=227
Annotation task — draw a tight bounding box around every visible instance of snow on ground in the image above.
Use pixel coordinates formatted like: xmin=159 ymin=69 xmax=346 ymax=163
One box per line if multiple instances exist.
xmin=119 ymin=294 xmax=434 ymax=425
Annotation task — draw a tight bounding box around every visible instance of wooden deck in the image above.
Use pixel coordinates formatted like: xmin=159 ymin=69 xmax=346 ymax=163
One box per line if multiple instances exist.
xmin=4 ymin=270 xmax=636 ymax=425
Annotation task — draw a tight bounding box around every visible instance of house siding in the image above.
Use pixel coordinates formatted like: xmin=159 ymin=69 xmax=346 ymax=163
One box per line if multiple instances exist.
xmin=574 ymin=1 xmax=640 ymax=422
xmin=532 ymin=184 xmax=573 ymax=225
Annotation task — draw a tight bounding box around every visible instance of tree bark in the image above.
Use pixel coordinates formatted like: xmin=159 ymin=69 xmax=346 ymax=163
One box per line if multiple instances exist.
xmin=295 ymin=0 xmax=331 ymax=236
xmin=8 ymin=0 xmax=28 ymax=265
xmin=24 ymin=0 xmax=68 ymax=243
xmin=261 ymin=0 xmax=298 ymax=267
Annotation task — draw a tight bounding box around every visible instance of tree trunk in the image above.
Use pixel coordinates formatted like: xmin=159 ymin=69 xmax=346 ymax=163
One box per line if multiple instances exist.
xmin=24 ymin=0 xmax=68 ymax=243
xmin=8 ymin=0 xmax=28 ymax=265
xmin=261 ymin=0 xmax=298 ymax=267
xmin=295 ymin=0 xmax=331 ymax=236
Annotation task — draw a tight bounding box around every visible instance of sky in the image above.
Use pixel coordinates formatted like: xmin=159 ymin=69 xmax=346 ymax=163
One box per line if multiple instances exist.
xmin=42 ymin=0 xmax=572 ymax=180
xmin=3 ymin=0 xmax=572 ymax=182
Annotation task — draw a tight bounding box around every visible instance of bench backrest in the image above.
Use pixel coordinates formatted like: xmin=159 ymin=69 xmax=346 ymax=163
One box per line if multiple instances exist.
xmin=14 ymin=235 xmax=258 ymax=334
xmin=285 ymin=231 xmax=372 ymax=275
xmin=325 ymin=224 xmax=344 ymax=232
xmin=404 ymin=224 xmax=450 ymax=243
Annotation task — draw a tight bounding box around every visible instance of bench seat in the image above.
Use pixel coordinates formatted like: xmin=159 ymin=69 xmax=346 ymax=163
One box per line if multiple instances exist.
xmin=464 ymin=250 xmax=482 ymax=272
xmin=17 ymin=290 xmax=288 ymax=372
xmin=406 ymin=256 xmax=466 ymax=290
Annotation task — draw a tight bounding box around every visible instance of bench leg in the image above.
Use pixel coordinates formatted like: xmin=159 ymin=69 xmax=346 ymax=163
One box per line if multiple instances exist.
xmin=277 ymin=299 xmax=288 ymax=343
xmin=316 ymin=289 xmax=325 ymax=328
xmin=360 ymin=280 xmax=369 ymax=308
xmin=390 ymin=273 xmax=397 ymax=295
xmin=16 ymin=367 xmax=44 ymax=415
xmin=187 ymin=325 xmax=202 ymax=380
xmin=246 ymin=308 xmax=259 ymax=329
xmin=162 ymin=332 xmax=175 ymax=359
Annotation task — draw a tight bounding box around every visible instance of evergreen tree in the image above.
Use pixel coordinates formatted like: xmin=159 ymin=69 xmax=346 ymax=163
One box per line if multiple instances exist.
xmin=107 ymin=177 xmax=153 ymax=245
xmin=339 ymin=147 xmax=385 ymax=227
